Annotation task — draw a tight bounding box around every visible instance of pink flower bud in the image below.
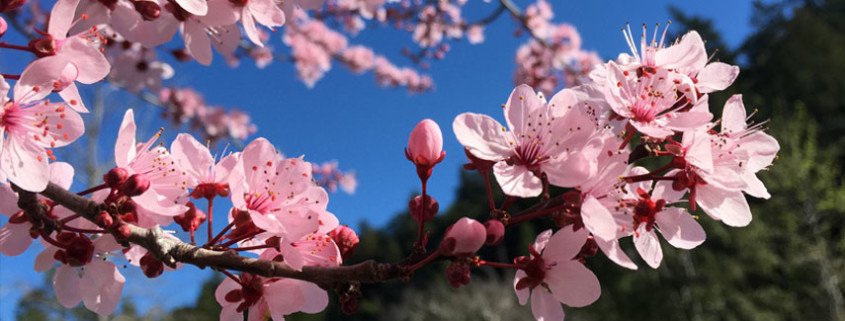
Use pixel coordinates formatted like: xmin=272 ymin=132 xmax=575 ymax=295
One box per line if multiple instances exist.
xmin=140 ymin=252 xmax=164 ymax=278
xmin=122 ymin=173 xmax=151 ymax=197
xmin=409 ymin=194 xmax=438 ymax=224
xmin=440 ymin=217 xmax=486 ymax=256
xmin=405 ymin=119 xmax=445 ymax=168
xmin=104 ymin=167 xmax=129 ymax=188
xmin=329 ymin=225 xmax=359 ymax=260
xmin=484 ymin=220 xmax=505 ymax=246
xmin=445 ymin=261 xmax=471 ymax=288
xmin=0 ymin=17 xmax=7 ymax=38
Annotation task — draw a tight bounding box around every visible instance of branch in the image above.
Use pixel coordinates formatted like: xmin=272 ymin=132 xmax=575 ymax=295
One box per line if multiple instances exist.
xmin=28 ymin=183 xmax=410 ymax=289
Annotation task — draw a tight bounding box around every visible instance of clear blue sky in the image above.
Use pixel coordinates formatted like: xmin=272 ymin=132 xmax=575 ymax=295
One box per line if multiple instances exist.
xmin=0 ymin=0 xmax=758 ymax=319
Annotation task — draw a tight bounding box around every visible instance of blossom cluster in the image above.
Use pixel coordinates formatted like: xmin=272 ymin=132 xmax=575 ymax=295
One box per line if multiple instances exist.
xmin=448 ymin=26 xmax=778 ymax=320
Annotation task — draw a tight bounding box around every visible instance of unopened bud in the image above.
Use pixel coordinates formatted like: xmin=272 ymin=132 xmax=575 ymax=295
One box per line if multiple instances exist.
xmin=341 ymin=298 xmax=358 ymax=315
xmin=0 ymin=16 xmax=7 ymax=38
xmin=405 ymin=119 xmax=445 ymax=182
xmin=104 ymin=167 xmax=129 ymax=188
xmin=440 ymin=217 xmax=486 ymax=256
xmin=483 ymin=220 xmax=505 ymax=246
xmin=409 ymin=194 xmax=438 ymax=224
xmin=95 ymin=211 xmax=114 ymax=228
xmin=139 ymin=252 xmax=164 ymax=278
xmin=132 ymin=0 xmax=161 ymax=21
xmin=329 ymin=225 xmax=359 ymax=260
xmin=171 ymin=49 xmax=192 ymax=62
xmin=122 ymin=173 xmax=150 ymax=197
xmin=445 ymin=261 xmax=471 ymax=288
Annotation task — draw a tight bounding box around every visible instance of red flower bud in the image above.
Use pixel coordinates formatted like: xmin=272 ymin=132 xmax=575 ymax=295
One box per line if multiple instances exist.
xmin=329 ymin=225 xmax=359 ymax=260
xmin=114 ymin=223 xmax=132 ymax=239
xmin=122 ymin=173 xmax=151 ymax=197
xmin=139 ymin=252 xmax=164 ymax=278
xmin=409 ymin=194 xmax=438 ymax=224
xmin=483 ymin=220 xmax=505 ymax=246
xmin=95 ymin=211 xmax=114 ymax=228
xmin=173 ymin=202 xmax=207 ymax=232
xmin=0 ymin=16 xmax=7 ymax=38
xmin=104 ymin=167 xmax=129 ymax=189
xmin=0 ymin=0 xmax=25 ymax=13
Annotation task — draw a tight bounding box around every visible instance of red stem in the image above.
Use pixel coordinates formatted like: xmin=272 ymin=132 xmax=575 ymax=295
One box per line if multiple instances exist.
xmin=62 ymin=226 xmax=107 ymax=234
xmin=0 ymin=42 xmax=33 ymax=52
xmin=416 ymin=182 xmax=427 ymax=248
xmin=482 ymin=171 xmax=495 ymax=210
xmin=229 ymin=244 xmax=274 ymax=252
xmin=205 ymin=220 xmax=235 ymax=248
xmin=478 ymin=261 xmax=518 ymax=269
xmin=507 ymin=203 xmax=566 ymax=226
xmin=406 ymin=249 xmax=441 ymax=271
xmin=39 ymin=230 xmax=66 ymax=249
xmin=0 ymin=73 xmax=20 ymax=80
xmin=219 ymin=269 xmax=243 ymax=285
xmin=77 ymin=184 xmax=108 ymax=196
xmin=59 ymin=214 xmax=80 ymax=224
xmin=218 ymin=232 xmax=258 ymax=248
xmin=207 ymin=197 xmax=215 ymax=245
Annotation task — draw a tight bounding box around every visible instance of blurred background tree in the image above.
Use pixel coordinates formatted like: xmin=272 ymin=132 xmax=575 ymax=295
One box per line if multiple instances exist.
xmin=14 ymin=0 xmax=844 ymax=320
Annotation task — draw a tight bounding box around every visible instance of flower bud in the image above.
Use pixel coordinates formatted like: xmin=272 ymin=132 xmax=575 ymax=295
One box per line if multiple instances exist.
xmin=409 ymin=194 xmax=438 ymax=224
xmin=440 ymin=217 xmax=486 ymax=256
xmin=445 ymin=261 xmax=471 ymax=288
xmin=122 ymin=173 xmax=151 ymax=197
xmin=139 ymin=252 xmax=164 ymax=278
xmin=132 ymin=0 xmax=161 ymax=21
xmin=95 ymin=211 xmax=114 ymax=228
xmin=341 ymin=299 xmax=359 ymax=315
xmin=329 ymin=225 xmax=359 ymax=260
xmin=104 ymin=167 xmax=129 ymax=188
xmin=114 ymin=223 xmax=132 ymax=239
xmin=0 ymin=17 xmax=7 ymax=38
xmin=0 ymin=0 xmax=25 ymax=13
xmin=405 ymin=119 xmax=445 ymax=182
xmin=483 ymin=220 xmax=505 ymax=246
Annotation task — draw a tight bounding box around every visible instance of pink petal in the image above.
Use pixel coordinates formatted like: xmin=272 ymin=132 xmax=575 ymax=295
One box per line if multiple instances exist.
xmin=741 ymin=171 xmax=770 ymax=199
xmin=115 ymin=109 xmax=137 ymax=167
xmin=54 ymin=265 xmax=83 ymax=308
xmin=264 ymin=279 xmax=306 ymax=319
xmin=297 ymin=279 xmax=328 ymax=313
xmin=35 ymin=244 xmax=60 ymax=272
xmin=721 ymin=95 xmax=747 ymax=135
xmin=531 ymin=289 xmax=564 ymax=321
xmin=544 ymin=152 xmax=592 ymax=188
xmin=452 ymin=113 xmax=511 ymax=161
xmin=201 ymin=0 xmax=240 ymax=26
xmin=211 ymin=24 xmax=242 ymax=57
xmin=542 ymin=226 xmax=588 ymax=264
xmin=634 ymin=227 xmax=663 ymax=269
xmin=580 ymin=195 xmax=618 ymax=241
xmin=545 ymin=260 xmax=601 ymax=307
xmin=27 ymin=101 xmax=86 ymax=149
xmin=683 ymin=129 xmax=714 ymax=173
xmin=92 ymin=234 xmax=123 ymax=252
xmin=595 ymin=237 xmax=638 ymax=270
xmin=63 ymin=37 xmax=110 ymax=83
xmin=0 ymin=185 xmax=21 ymax=215
xmin=0 ymin=135 xmax=51 ymax=192
xmin=654 ymin=31 xmax=707 ymax=73
xmin=630 ymin=119 xmax=674 ymax=139
xmin=656 ymin=207 xmax=705 ymax=249
xmin=241 ymin=9 xmax=263 ymax=47
xmin=175 ymin=0 xmax=208 ymax=15
xmin=532 ymin=229 xmax=553 ymax=253
xmin=48 ymin=0 xmax=80 ymax=38
xmin=57 ymin=83 xmax=88 ymax=112
xmin=81 ymin=260 xmax=125 ymax=315
xmin=296 ymin=0 xmax=325 ymax=10
xmin=652 ymin=175 xmax=685 ymax=203
xmin=249 ymin=0 xmax=285 ymax=28
xmin=697 ymin=62 xmax=739 ymax=93
xmin=665 ymin=111 xmax=712 ymax=131
xmin=493 ymin=162 xmax=541 ymax=198
xmin=505 ymin=84 xmax=545 ymax=135
xmin=0 ymin=222 xmax=33 ymax=256
xmin=183 ymin=22 xmax=213 ymax=65
xmin=16 ymin=56 xmax=71 ymax=103
xmin=514 ymin=269 xmax=530 ymax=305
xmin=740 ymin=131 xmax=780 ymax=172
xmin=171 ymin=133 xmax=213 ymax=185
xmin=696 ymin=184 xmax=752 ymax=227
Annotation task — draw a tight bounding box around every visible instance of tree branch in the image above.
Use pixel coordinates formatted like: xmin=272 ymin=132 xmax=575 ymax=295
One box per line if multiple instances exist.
xmin=29 ymin=182 xmax=410 ymax=289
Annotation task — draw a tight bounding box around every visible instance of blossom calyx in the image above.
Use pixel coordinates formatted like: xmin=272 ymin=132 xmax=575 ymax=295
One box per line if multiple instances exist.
xmin=409 ymin=194 xmax=439 ymax=224
xmin=484 ymin=219 xmax=505 ymax=246
xmin=446 ymin=261 xmax=471 ymax=288
xmin=132 ymin=0 xmax=161 ymax=21
xmin=140 ymin=252 xmax=164 ymax=278
xmin=329 ymin=225 xmax=359 ymax=260
xmin=440 ymin=217 xmax=486 ymax=256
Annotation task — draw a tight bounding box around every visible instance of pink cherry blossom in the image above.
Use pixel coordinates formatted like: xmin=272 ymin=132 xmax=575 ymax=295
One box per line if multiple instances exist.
xmin=453 ymin=84 xmax=603 ymax=198
xmin=603 ymin=61 xmax=709 ymax=139
xmin=0 ymin=76 xmax=85 ymax=192
xmin=114 ymin=109 xmax=189 ymax=227
xmin=513 ymin=228 xmax=601 ymax=321
xmin=215 ymin=273 xmax=328 ymax=321
xmin=108 ymin=45 xmax=174 ymax=93
xmin=171 ymin=133 xmax=238 ymax=193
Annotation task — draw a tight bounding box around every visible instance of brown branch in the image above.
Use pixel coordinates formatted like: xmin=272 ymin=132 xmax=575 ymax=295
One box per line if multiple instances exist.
xmin=29 ymin=182 xmax=410 ymax=289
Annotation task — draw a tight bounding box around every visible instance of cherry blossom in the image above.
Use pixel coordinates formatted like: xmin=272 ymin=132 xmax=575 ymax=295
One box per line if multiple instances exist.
xmin=0 ymin=76 xmax=85 ymax=192
xmin=215 ymin=273 xmax=328 ymax=321
xmin=513 ymin=228 xmax=601 ymax=321
xmin=453 ymin=84 xmax=603 ymax=198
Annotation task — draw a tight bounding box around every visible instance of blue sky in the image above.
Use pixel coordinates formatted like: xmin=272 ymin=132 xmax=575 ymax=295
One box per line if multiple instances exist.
xmin=0 ymin=0 xmax=759 ymax=319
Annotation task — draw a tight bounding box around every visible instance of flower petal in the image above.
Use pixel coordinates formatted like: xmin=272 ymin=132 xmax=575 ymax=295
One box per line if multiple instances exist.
xmin=656 ymin=207 xmax=705 ymax=250
xmin=452 ymin=113 xmax=511 ymax=161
